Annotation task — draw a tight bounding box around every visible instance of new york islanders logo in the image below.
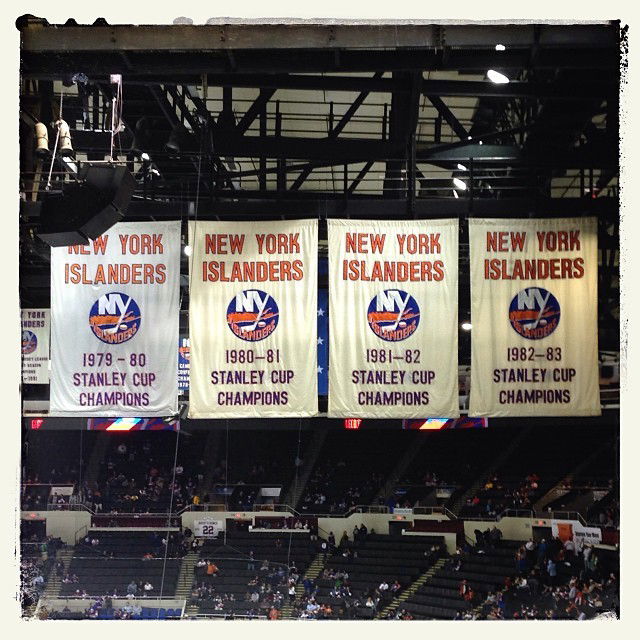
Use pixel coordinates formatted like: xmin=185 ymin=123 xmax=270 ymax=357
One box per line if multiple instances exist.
xmin=22 ymin=330 xmax=38 ymax=354
xmin=367 ymin=289 xmax=420 ymax=342
xmin=227 ymin=290 xmax=279 ymax=342
xmin=509 ymin=287 xmax=560 ymax=340
xmin=89 ymin=292 xmax=141 ymax=344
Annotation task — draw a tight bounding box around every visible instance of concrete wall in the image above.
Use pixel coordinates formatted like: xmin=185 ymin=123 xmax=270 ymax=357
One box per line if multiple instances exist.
xmin=21 ymin=511 xmax=91 ymax=545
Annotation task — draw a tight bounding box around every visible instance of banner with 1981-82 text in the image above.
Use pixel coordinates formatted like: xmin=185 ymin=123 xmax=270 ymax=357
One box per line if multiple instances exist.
xmin=21 ymin=308 xmax=50 ymax=384
xmin=468 ymin=217 xmax=600 ymax=417
xmin=188 ymin=219 xmax=318 ymax=418
xmin=49 ymin=221 xmax=180 ymax=416
xmin=328 ymin=219 xmax=459 ymax=418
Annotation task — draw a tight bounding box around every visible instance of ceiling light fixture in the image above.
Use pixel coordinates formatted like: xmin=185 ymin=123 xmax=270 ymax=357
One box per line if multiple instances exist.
xmin=453 ymin=177 xmax=467 ymax=191
xmin=487 ymin=69 xmax=510 ymax=84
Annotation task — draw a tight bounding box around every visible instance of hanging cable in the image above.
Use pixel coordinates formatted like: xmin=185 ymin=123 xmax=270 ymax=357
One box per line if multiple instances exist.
xmin=285 ymin=418 xmax=304 ymax=572
xmin=156 ymin=428 xmax=181 ymax=614
xmin=45 ymin=91 xmax=64 ymax=190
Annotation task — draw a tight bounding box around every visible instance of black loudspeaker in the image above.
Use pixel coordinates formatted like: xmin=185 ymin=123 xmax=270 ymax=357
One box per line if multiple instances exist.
xmin=601 ymin=365 xmax=614 ymax=378
xmin=38 ymin=164 xmax=136 ymax=247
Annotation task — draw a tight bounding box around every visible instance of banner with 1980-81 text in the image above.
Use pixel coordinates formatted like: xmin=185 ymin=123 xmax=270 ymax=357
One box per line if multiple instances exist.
xmin=188 ymin=219 xmax=318 ymax=418
xmin=328 ymin=219 xmax=459 ymax=418
xmin=49 ymin=221 xmax=180 ymax=416
xmin=468 ymin=217 xmax=600 ymax=417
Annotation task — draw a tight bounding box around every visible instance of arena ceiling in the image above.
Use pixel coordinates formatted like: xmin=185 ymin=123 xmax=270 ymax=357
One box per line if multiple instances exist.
xmin=17 ymin=18 xmax=621 ymax=360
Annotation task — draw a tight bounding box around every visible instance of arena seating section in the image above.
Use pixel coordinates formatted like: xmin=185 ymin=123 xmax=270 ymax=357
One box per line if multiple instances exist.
xmin=60 ymin=531 xmax=181 ymax=597
xmin=190 ymin=528 xmax=314 ymax=616
xmin=403 ymin=540 xmax=523 ymax=619
xmin=311 ymin=533 xmax=445 ymax=619
xmin=300 ymin=431 xmax=409 ymax=513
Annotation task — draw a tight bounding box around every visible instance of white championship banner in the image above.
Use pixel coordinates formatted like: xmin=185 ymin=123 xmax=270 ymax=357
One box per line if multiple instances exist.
xmin=468 ymin=217 xmax=600 ymax=417
xmin=328 ymin=219 xmax=459 ymax=418
xmin=21 ymin=308 xmax=50 ymax=384
xmin=188 ymin=220 xmax=318 ymax=418
xmin=49 ymin=221 xmax=180 ymax=416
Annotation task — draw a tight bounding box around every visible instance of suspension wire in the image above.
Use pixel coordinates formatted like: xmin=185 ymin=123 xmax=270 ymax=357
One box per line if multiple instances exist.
xmin=157 ymin=428 xmax=181 ymax=614
xmin=223 ymin=418 xmax=230 ymax=547
xmin=285 ymin=418 xmax=304 ymax=573
xmin=45 ymin=91 xmax=64 ymax=190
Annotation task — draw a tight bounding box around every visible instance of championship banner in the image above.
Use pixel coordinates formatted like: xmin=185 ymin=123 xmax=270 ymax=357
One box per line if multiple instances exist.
xmin=327 ymin=219 xmax=459 ymax=418
xmin=468 ymin=217 xmax=600 ymax=417
xmin=49 ymin=221 xmax=180 ymax=416
xmin=188 ymin=220 xmax=318 ymax=418
xmin=21 ymin=309 xmax=50 ymax=384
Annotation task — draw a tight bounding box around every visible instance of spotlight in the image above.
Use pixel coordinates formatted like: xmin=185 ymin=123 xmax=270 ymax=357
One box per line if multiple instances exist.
xmin=453 ymin=177 xmax=467 ymax=191
xmin=452 ymin=190 xmax=459 ymax=199
xmin=461 ymin=322 xmax=472 ymax=331
xmin=34 ymin=122 xmax=49 ymax=157
xmin=457 ymin=163 xmax=468 ymax=171
xmin=55 ymin=119 xmax=74 ymax=157
xmin=495 ymin=44 xmax=506 ymax=51
xmin=487 ymin=69 xmax=510 ymax=84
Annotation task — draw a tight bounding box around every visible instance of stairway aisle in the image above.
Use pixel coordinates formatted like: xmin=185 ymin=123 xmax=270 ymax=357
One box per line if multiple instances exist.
xmin=41 ymin=548 xmax=74 ymax=599
xmin=280 ymin=552 xmax=326 ymax=619
xmin=176 ymin=551 xmax=199 ymax=617
xmin=376 ymin=557 xmax=447 ymax=620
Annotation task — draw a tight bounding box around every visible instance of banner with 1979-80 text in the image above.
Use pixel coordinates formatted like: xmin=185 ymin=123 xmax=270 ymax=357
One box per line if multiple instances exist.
xmin=49 ymin=221 xmax=180 ymax=416
xmin=468 ymin=217 xmax=600 ymax=417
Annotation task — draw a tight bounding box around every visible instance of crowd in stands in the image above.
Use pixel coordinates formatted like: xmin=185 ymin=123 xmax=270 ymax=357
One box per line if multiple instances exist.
xmin=450 ymin=534 xmax=619 ymax=620
xmin=42 ymin=597 xmax=183 ymax=620
xmin=20 ymin=556 xmax=47 ymax=608
xmin=294 ymin=526 xmax=445 ymax=620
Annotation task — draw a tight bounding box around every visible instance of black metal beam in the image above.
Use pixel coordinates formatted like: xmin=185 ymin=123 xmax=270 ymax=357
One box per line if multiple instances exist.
xmin=290 ymin=72 xmax=383 ymax=191
xmin=20 ymin=195 xmax=617 ymax=223
xmin=236 ymin=88 xmax=276 ymax=135
xmin=347 ymin=161 xmax=375 ymax=194
xmin=427 ymin=95 xmax=469 ymax=140
xmin=19 ymin=22 xmax=618 ymax=52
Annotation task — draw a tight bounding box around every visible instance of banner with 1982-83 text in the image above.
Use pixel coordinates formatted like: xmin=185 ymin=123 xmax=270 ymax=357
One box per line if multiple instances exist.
xmin=328 ymin=219 xmax=459 ymax=418
xmin=468 ymin=217 xmax=600 ymax=417
xmin=188 ymin=220 xmax=318 ymax=418
xmin=49 ymin=221 xmax=180 ymax=416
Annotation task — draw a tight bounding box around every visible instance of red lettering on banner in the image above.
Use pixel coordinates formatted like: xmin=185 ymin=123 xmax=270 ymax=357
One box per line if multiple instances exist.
xmin=486 ymin=231 xmax=526 ymax=252
xmin=255 ymin=233 xmax=301 ymax=254
xmin=67 ymin=235 xmax=109 ymax=255
xmin=345 ymin=233 xmax=386 ymax=253
xmin=205 ymin=234 xmax=245 ymax=255
xmin=536 ymin=230 xmax=581 ymax=252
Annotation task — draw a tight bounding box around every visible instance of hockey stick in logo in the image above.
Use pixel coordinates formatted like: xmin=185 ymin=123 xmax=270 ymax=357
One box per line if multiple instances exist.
xmin=522 ymin=290 xmax=551 ymax=330
xmin=105 ymin=295 xmax=132 ymax=335
xmin=381 ymin=292 xmax=410 ymax=333
xmin=241 ymin=293 xmax=270 ymax=332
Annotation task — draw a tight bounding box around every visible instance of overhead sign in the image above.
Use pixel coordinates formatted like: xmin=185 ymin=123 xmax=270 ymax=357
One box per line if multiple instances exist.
xmin=468 ymin=218 xmax=600 ymax=417
xmin=49 ymin=221 xmax=180 ymax=416
xmin=21 ymin=309 xmax=50 ymax=384
xmin=327 ymin=219 xmax=459 ymax=418
xmin=188 ymin=220 xmax=318 ymax=418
